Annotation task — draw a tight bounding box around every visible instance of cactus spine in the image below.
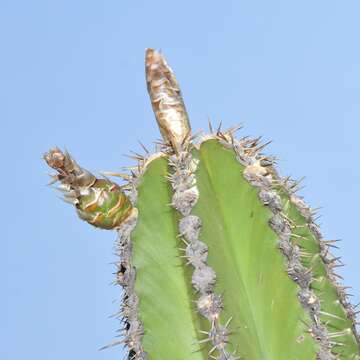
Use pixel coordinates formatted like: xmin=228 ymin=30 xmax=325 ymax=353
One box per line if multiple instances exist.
xmin=44 ymin=49 xmax=359 ymax=359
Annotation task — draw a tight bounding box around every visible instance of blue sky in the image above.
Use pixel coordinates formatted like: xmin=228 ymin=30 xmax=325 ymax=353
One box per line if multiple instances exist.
xmin=2 ymin=1 xmax=359 ymax=359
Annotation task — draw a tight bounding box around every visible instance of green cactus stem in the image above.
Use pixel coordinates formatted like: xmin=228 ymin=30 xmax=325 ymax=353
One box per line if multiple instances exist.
xmin=43 ymin=49 xmax=359 ymax=359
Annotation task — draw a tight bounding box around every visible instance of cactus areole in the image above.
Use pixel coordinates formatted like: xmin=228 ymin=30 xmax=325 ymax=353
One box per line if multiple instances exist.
xmin=44 ymin=49 xmax=359 ymax=359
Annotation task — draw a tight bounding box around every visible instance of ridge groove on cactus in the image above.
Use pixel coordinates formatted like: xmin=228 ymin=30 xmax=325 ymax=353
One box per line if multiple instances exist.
xmin=44 ymin=49 xmax=359 ymax=360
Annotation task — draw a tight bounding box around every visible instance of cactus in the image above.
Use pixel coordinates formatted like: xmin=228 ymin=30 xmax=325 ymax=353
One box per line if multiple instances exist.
xmin=44 ymin=49 xmax=359 ymax=360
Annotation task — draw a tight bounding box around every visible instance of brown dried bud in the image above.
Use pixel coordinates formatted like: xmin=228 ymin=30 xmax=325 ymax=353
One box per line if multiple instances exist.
xmin=145 ymin=48 xmax=191 ymax=153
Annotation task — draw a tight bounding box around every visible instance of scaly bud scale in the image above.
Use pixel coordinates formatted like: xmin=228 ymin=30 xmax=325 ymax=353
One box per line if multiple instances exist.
xmin=145 ymin=48 xmax=191 ymax=152
xmin=44 ymin=148 xmax=133 ymax=230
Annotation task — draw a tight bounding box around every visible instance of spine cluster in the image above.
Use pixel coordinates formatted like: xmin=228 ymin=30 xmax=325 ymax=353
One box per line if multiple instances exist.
xmin=167 ymin=145 xmax=237 ymax=360
xmin=214 ymin=128 xmax=357 ymax=359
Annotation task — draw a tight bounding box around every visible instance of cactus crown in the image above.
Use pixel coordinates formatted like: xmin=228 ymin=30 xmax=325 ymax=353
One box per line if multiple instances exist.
xmin=44 ymin=49 xmax=359 ymax=359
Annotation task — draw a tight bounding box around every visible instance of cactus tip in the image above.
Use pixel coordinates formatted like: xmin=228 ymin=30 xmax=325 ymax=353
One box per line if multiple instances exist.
xmin=43 ymin=147 xmax=66 ymax=170
xmin=145 ymin=48 xmax=191 ymax=153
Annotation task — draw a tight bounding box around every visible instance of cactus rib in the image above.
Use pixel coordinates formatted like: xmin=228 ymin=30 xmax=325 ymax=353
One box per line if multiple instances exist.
xmin=110 ymin=153 xmax=165 ymax=359
xmin=191 ymin=138 xmax=319 ymax=359
xmin=278 ymin=184 xmax=360 ymax=357
xmin=288 ymin=191 xmax=360 ymax=342
xmin=167 ymin=144 xmax=237 ymax=360
xmin=212 ymin=127 xmax=359 ymax=358
xmin=231 ymin=134 xmax=333 ymax=358
xmin=111 ymin=207 xmax=143 ymax=357
xmin=130 ymin=155 xmax=207 ymax=359
xmin=273 ymin=171 xmax=360 ymax=357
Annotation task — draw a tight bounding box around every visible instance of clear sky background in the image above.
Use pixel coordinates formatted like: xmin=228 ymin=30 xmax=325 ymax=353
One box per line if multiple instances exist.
xmin=2 ymin=1 xmax=359 ymax=359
